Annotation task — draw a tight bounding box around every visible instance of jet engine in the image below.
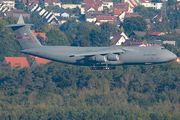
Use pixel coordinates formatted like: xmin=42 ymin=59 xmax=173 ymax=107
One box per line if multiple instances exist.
xmin=107 ymin=54 xmax=119 ymax=61
xmin=94 ymin=55 xmax=107 ymax=62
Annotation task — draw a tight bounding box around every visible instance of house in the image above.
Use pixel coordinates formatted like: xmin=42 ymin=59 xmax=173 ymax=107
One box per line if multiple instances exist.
xmin=149 ymin=31 xmax=165 ymax=36
xmin=47 ymin=23 xmax=62 ymax=29
xmin=2 ymin=57 xmax=30 ymax=68
xmin=125 ymin=13 xmax=139 ymax=18
xmin=27 ymin=0 xmax=39 ymax=5
xmin=51 ymin=9 xmax=66 ymax=16
xmin=61 ymin=4 xmax=81 ymax=9
xmin=1 ymin=0 xmax=15 ymax=9
xmin=163 ymin=41 xmax=176 ymax=46
xmin=118 ymin=11 xmax=126 ymax=22
xmin=85 ymin=11 xmax=103 ymax=22
xmin=130 ymin=31 xmax=147 ymax=38
xmin=31 ymin=57 xmax=51 ymax=67
xmin=124 ymin=0 xmax=139 ymax=9
xmin=146 ymin=19 xmax=155 ymax=30
xmin=95 ymin=15 xmax=117 ymax=25
xmin=81 ymin=0 xmax=104 ymax=14
xmin=44 ymin=0 xmax=61 ymax=8
xmin=122 ymin=39 xmax=148 ymax=46
xmin=140 ymin=0 xmax=152 ymax=7
xmin=103 ymin=0 xmax=113 ymax=9
xmin=31 ymin=30 xmax=47 ymax=39
xmin=6 ymin=9 xmax=31 ymax=18
xmin=174 ymin=29 xmax=180 ymax=34
xmin=148 ymin=40 xmax=163 ymax=46
xmin=61 ymin=12 xmax=69 ymax=18
xmin=152 ymin=13 xmax=162 ymax=21
xmin=27 ymin=3 xmax=59 ymax=24
xmin=113 ymin=3 xmax=131 ymax=17
xmin=110 ymin=32 xmax=129 ymax=45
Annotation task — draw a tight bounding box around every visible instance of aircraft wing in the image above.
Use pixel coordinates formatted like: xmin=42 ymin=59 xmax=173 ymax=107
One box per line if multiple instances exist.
xmin=69 ymin=48 xmax=125 ymax=57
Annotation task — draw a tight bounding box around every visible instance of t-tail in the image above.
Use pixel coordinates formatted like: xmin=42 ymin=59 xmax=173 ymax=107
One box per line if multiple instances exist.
xmin=5 ymin=14 xmax=42 ymax=49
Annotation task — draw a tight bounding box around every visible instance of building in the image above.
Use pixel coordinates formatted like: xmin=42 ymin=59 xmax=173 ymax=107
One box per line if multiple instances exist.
xmin=110 ymin=32 xmax=129 ymax=45
xmin=1 ymin=0 xmax=15 ymax=9
xmin=125 ymin=13 xmax=139 ymax=18
xmin=31 ymin=57 xmax=51 ymax=67
xmin=122 ymin=39 xmax=148 ymax=46
xmin=130 ymin=31 xmax=147 ymax=38
xmin=45 ymin=0 xmax=61 ymax=8
xmin=61 ymin=4 xmax=81 ymax=9
xmin=148 ymin=40 xmax=163 ymax=46
xmin=81 ymin=0 xmax=104 ymax=14
xmin=149 ymin=31 xmax=165 ymax=36
xmin=6 ymin=9 xmax=31 ymax=18
xmin=2 ymin=57 xmax=30 ymax=68
xmin=95 ymin=15 xmax=117 ymax=25
xmin=27 ymin=3 xmax=59 ymax=24
xmin=114 ymin=3 xmax=132 ymax=17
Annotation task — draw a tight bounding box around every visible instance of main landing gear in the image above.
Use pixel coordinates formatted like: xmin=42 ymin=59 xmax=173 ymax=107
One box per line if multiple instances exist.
xmin=90 ymin=66 xmax=116 ymax=70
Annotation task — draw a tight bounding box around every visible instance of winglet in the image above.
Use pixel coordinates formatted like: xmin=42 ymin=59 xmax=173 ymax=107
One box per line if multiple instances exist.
xmin=17 ymin=14 xmax=24 ymax=24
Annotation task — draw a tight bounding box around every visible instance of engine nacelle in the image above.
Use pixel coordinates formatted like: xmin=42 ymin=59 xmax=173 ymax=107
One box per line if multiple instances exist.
xmin=94 ymin=55 xmax=107 ymax=62
xmin=107 ymin=54 xmax=119 ymax=61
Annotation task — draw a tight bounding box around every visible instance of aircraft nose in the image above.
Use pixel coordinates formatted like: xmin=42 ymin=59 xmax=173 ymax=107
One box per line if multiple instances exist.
xmin=168 ymin=52 xmax=177 ymax=61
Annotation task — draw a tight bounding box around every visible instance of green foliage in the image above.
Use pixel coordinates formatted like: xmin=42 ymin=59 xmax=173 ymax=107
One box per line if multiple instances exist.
xmin=15 ymin=0 xmax=26 ymax=10
xmin=122 ymin=16 xmax=147 ymax=35
xmin=134 ymin=5 xmax=159 ymax=19
xmin=29 ymin=12 xmax=47 ymax=30
xmin=46 ymin=28 xmax=68 ymax=45
xmin=45 ymin=5 xmax=60 ymax=10
xmin=60 ymin=21 xmax=115 ymax=46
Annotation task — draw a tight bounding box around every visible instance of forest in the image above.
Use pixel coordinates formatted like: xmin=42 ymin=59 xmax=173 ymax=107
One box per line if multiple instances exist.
xmin=1 ymin=2 xmax=180 ymax=119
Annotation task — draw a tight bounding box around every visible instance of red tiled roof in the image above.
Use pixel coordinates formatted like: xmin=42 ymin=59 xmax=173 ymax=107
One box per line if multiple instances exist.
xmin=149 ymin=31 xmax=165 ymax=36
xmin=31 ymin=30 xmax=47 ymax=39
xmin=27 ymin=0 xmax=39 ymax=3
xmin=22 ymin=0 xmax=27 ymax=3
xmin=33 ymin=57 xmax=51 ymax=66
xmin=85 ymin=1 xmax=103 ymax=9
xmin=4 ymin=57 xmax=30 ymax=68
xmin=141 ymin=0 xmax=151 ymax=3
xmin=113 ymin=3 xmax=129 ymax=15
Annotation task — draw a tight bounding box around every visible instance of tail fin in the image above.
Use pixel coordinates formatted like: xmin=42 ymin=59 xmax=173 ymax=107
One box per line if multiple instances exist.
xmin=5 ymin=14 xmax=42 ymax=49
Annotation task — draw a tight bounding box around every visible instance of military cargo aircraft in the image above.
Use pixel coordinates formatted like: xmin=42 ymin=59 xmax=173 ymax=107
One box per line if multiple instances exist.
xmin=6 ymin=15 xmax=177 ymax=70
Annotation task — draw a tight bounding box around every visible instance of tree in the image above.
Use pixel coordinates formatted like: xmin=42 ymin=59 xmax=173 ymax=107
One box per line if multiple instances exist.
xmin=30 ymin=12 xmax=46 ymax=29
xmin=167 ymin=0 xmax=178 ymax=6
xmin=15 ymin=0 xmax=26 ymax=10
xmin=46 ymin=28 xmax=68 ymax=45
xmin=122 ymin=16 xmax=147 ymax=35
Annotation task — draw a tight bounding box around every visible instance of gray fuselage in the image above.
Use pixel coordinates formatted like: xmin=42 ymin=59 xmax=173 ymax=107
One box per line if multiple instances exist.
xmin=21 ymin=46 xmax=177 ymax=66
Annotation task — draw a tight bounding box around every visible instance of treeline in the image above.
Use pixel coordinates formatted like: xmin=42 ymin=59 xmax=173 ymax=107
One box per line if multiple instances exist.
xmin=0 ymin=61 xmax=180 ymax=119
